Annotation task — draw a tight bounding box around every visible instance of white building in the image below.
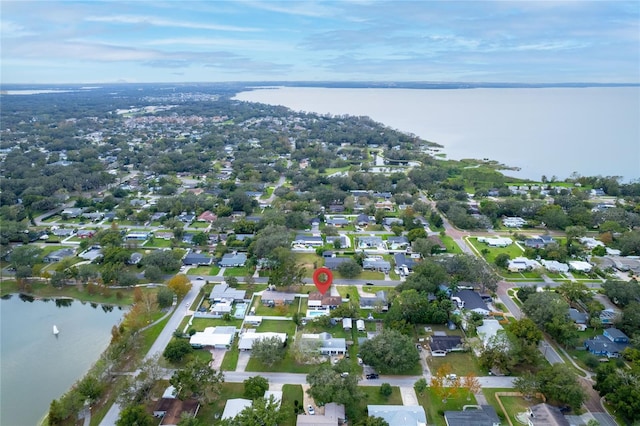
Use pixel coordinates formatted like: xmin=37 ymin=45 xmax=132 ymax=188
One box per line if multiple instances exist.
xmin=237 ymin=330 xmax=287 ymax=351
xmin=189 ymin=326 xmax=236 ymax=349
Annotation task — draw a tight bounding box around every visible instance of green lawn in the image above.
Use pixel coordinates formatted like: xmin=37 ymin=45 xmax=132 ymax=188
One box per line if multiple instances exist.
xmin=301 ymin=321 xmax=350 ymax=339
xmin=350 ymin=386 xmax=403 ymax=420
xmin=145 ymin=238 xmax=173 ymax=248
xmin=224 ymin=266 xmax=254 ymax=277
xmin=467 ymin=237 xmax=524 ymax=264
xmin=220 ymin=341 xmax=240 ymax=371
xmin=196 ymin=383 xmax=245 ymax=423
xmin=281 ymin=385 xmax=304 ymax=426
xmin=245 ymin=347 xmax=317 ymax=374
xmin=482 ymin=388 xmax=542 ymax=425
xmin=252 ymin=297 xmax=300 ymax=317
xmin=439 ymin=235 xmax=463 ymax=254
xmin=256 ymin=320 xmax=297 ymax=335
xmin=427 ymin=352 xmax=486 ymax=376
xmin=189 ymin=317 xmax=243 ymax=331
xmin=417 ymin=388 xmax=477 ymax=426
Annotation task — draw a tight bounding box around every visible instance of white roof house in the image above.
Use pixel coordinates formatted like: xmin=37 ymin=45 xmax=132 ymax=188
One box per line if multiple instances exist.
xmin=477 ymin=237 xmax=512 ymax=247
xmin=508 ymin=257 xmax=541 ymax=272
xmin=367 ymin=405 xmax=427 ymax=426
xmin=189 ymin=326 xmax=236 ymax=349
xmin=476 ymin=319 xmax=504 ymax=347
xmin=342 ymin=318 xmax=352 ymax=330
xmin=237 ymin=331 xmax=287 ymax=351
xmin=222 ymin=398 xmax=252 ymax=420
xmin=356 ymin=319 xmax=365 ymax=332
xmin=569 ymin=261 xmax=592 ymax=273
xmin=579 ymin=237 xmax=605 ymax=249
xmin=540 ymin=259 xmax=569 ymax=273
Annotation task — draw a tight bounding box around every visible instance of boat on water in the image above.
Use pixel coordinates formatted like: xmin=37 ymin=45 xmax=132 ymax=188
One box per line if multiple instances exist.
xmin=53 ymin=325 xmax=59 ymax=335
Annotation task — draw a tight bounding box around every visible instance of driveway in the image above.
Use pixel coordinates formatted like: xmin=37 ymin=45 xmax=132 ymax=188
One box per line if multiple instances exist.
xmin=210 ymin=348 xmax=226 ymax=371
xmin=236 ymin=351 xmax=251 ymax=372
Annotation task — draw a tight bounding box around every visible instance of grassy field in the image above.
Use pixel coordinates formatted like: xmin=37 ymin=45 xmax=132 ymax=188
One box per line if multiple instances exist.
xmin=350 ymin=385 xmax=403 ymax=420
xmin=245 ymin=347 xmax=318 ymax=374
xmin=427 ymin=352 xmax=486 ymax=377
xmin=252 ymin=297 xmax=301 ymax=317
xmin=256 ymin=320 xmax=297 ymax=335
xmin=482 ymin=388 xmax=542 ymax=425
xmin=417 ymin=387 xmax=477 ymax=426
xmin=196 ymin=383 xmax=245 ymax=423
xmin=220 ymin=341 xmax=240 ymax=371
xmin=467 ymin=237 xmax=524 ymax=264
xmin=439 ymin=235 xmax=463 ymax=254
xmin=224 ymin=266 xmax=254 ymax=277
xmin=189 ymin=317 xmax=243 ymax=331
xmin=281 ymin=385 xmax=304 ymax=426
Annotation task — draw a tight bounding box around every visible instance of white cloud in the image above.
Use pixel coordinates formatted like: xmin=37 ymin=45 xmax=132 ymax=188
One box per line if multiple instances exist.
xmin=0 ymin=20 xmax=37 ymax=37
xmin=85 ymin=14 xmax=260 ymax=32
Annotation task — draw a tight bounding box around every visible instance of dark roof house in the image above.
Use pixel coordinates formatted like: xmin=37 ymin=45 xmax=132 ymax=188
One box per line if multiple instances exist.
xmin=444 ymin=405 xmax=500 ymax=426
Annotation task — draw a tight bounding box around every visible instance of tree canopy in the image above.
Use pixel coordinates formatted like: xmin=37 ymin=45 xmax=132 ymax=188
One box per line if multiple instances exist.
xmin=360 ymin=329 xmax=419 ymax=374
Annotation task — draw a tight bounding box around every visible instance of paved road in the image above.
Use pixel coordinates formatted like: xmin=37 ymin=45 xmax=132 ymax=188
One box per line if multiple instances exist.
xmin=100 ymin=279 xmax=208 ymax=426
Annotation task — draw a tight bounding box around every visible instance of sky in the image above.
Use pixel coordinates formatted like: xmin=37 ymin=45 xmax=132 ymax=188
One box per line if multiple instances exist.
xmin=1 ymin=1 xmax=639 ymax=84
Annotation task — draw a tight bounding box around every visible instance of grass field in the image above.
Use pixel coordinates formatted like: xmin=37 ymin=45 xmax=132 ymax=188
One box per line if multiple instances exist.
xmin=252 ymin=297 xmax=301 ymax=317
xmin=439 ymin=235 xmax=463 ymax=254
xmin=467 ymin=236 xmax=524 ymax=264
xmin=189 ymin=317 xmax=243 ymax=331
xmin=281 ymin=384 xmax=304 ymax=426
xmin=196 ymin=383 xmax=245 ymax=423
xmin=482 ymin=388 xmax=542 ymax=425
xmin=220 ymin=341 xmax=240 ymax=371
xmin=417 ymin=387 xmax=477 ymax=426
xmin=224 ymin=266 xmax=253 ymax=277
xmin=427 ymin=352 xmax=486 ymax=377
xmin=350 ymin=385 xmax=403 ymax=420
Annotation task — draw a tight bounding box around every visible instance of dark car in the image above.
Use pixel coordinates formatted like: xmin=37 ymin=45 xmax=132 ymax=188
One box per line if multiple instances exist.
xmin=366 ymin=373 xmax=379 ymax=379
xmin=365 ymin=282 xmax=374 ymax=286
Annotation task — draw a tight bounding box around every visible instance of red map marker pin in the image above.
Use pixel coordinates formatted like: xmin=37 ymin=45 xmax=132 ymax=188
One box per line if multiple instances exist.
xmin=312 ymin=267 xmax=333 ymax=295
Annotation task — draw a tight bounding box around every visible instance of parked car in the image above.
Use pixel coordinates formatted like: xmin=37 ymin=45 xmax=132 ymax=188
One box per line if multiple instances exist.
xmin=365 ymin=282 xmax=374 ymax=285
xmin=366 ymin=373 xmax=379 ymax=379
xmin=308 ymin=405 xmax=315 ymax=415
xmin=416 ymin=344 xmax=423 ymax=352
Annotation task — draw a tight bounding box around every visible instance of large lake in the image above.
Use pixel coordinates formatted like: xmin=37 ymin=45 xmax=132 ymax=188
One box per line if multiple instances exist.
xmin=234 ymin=87 xmax=640 ymax=182
xmin=0 ymin=295 xmax=124 ymax=426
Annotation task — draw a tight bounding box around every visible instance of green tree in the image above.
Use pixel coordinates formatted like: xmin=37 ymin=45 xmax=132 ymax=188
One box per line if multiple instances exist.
xmin=142 ymin=249 xmax=181 ymax=272
xmin=513 ymin=372 xmax=539 ymax=400
xmin=307 ymin=363 xmax=362 ymax=406
xmin=557 ymin=281 xmax=591 ymax=304
xmin=355 ymin=417 xmax=390 ymax=426
xmin=252 ymin=224 xmax=291 ymax=259
xmin=163 ymin=339 xmax=193 ymax=363
xmin=267 ymin=247 xmax=305 ymax=287
xmin=116 ymin=405 xmax=155 ymax=426
xmin=414 ymin=378 xmax=428 ymax=395
xmin=168 ymin=274 xmax=192 ymax=298
xmin=602 ymin=280 xmax=640 ymax=307
xmin=379 ymin=382 xmax=392 ymax=397
xmin=144 ymin=264 xmax=163 ymax=282
xmin=337 ymin=259 xmax=362 ymax=278
xmin=218 ymin=395 xmax=284 ymax=426
xmin=169 ymin=358 xmax=224 ymax=404
xmin=9 ymin=244 xmax=42 ymax=269
xmin=157 ymin=286 xmax=174 ymax=308
xmin=407 ymin=227 xmax=427 ymax=242
xmin=251 ymin=336 xmax=286 ymax=367
xmin=522 ymin=291 xmax=577 ymax=346
xmin=244 ymin=376 xmax=269 ymax=399
xmin=537 ymin=364 xmax=586 ymax=411
xmin=494 ymin=253 xmax=510 ymax=269
xmin=360 ymin=329 xmax=419 ymax=374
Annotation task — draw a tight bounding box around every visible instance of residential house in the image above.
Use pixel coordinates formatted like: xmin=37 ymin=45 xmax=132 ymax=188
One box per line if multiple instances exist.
xmin=177 ymin=212 xmax=196 ymax=224
xmin=444 ymin=405 xmax=500 ymax=426
xmin=524 ymin=235 xmax=556 ymax=249
xmin=155 ymin=231 xmax=174 ymax=240
xmin=382 ymin=217 xmax=403 ymax=226
xmin=599 ymin=309 xmax=619 ymax=325
xmin=43 ymin=248 xmax=76 ymax=263
xmin=569 ymin=308 xmax=588 ymax=325
xmin=153 ymin=390 xmax=199 ymax=426
xmin=183 ymin=253 xmax=213 ymax=266
xmin=189 ymin=326 xmax=236 ymax=349
xmin=452 ymin=290 xmax=491 ymax=316
xmin=128 ymin=252 xmax=143 ymax=265
xmin=358 ymin=238 xmax=383 ymax=251
xmin=541 ymin=260 xmax=569 ymax=273
xmin=126 ymin=232 xmax=149 ymax=241
xmin=478 ymin=237 xmax=512 ymax=247
xmin=293 ymin=235 xmax=324 ymax=247
xmin=502 ymin=217 xmax=527 ymax=227
xmin=394 ymin=253 xmax=417 ymax=271
xmin=79 ymin=246 xmax=102 ymax=262
xmin=356 ymin=214 xmax=371 ymax=226
xmin=52 ymin=228 xmax=75 ymax=237
xmin=151 ymin=212 xmax=167 ymax=221
xmin=326 ymin=216 xmax=350 ymax=227
xmin=219 ymin=253 xmax=247 ymax=267
xmin=508 ymin=257 xmax=541 ymax=272
xmin=209 ymin=283 xmax=246 ymax=302
xmin=221 ymin=398 xmax=252 ymax=421
xmin=526 ymin=403 xmax=570 ymax=426
xmin=308 ymin=292 xmax=343 ymax=310
xmin=261 ymin=290 xmax=296 ymax=306
xmin=61 ymin=207 xmax=84 ymax=218
xmin=367 ymin=405 xmax=427 ymax=426
xmin=476 ymin=319 xmax=504 ymax=348
xmin=328 ymin=204 xmax=345 ymax=213
xmin=342 ymin=318 xmax=352 ymax=330
xmin=387 ymin=236 xmax=409 ymax=250
xmin=362 ymin=258 xmax=391 ymax=272
xmin=359 ymin=291 xmax=389 ymax=311
xmin=301 ymin=332 xmax=346 ymax=355
xmin=325 ymin=235 xmax=350 ymax=249
xmin=568 ymin=261 xmax=592 ymax=273
xmin=75 ymin=229 xmax=96 ymax=239
xmin=429 ymin=335 xmax=464 ymax=356
xmin=324 ymin=257 xmax=351 ymax=270
xmin=210 ymin=301 xmax=233 ymax=316
xmin=584 ymin=328 xmax=629 ymax=358
xmin=356 ymin=319 xmax=365 ymax=332
xmin=237 ymin=330 xmax=287 ymax=351
xmin=296 ymin=402 xmax=345 ymax=426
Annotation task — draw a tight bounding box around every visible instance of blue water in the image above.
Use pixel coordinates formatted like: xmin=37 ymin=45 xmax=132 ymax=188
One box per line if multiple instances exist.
xmin=0 ymin=295 xmax=124 ymax=426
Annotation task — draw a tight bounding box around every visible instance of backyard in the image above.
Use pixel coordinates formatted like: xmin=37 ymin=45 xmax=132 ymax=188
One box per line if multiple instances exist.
xmin=417 ymin=387 xmax=478 ymax=426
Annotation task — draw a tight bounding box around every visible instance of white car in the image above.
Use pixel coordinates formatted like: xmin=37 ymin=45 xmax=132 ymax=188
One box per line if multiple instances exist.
xmin=308 ymin=405 xmax=315 ymax=415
